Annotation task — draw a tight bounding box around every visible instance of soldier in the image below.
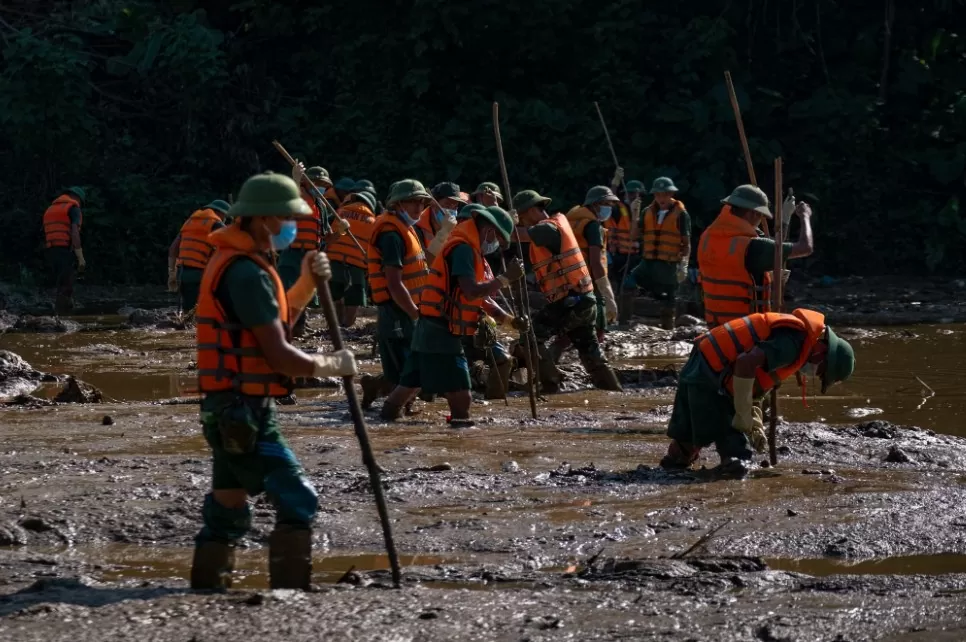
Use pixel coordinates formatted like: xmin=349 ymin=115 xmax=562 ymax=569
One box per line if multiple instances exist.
xmin=698 ymin=185 xmax=813 ymax=327
xmin=512 ymin=189 xmax=622 ymax=392
xmin=42 ymin=186 xmax=87 ymax=314
xmin=191 ymin=172 xmax=358 ymax=590
xmin=167 ymin=200 xmax=230 ymax=311
xmin=566 ymin=186 xmax=620 ymax=341
xmin=629 ymin=177 xmax=691 ymax=329
xmin=659 ymin=307 xmax=854 ymax=477
xmin=327 ymin=190 xmax=377 ymax=327
xmin=606 ymin=179 xmax=644 ymax=324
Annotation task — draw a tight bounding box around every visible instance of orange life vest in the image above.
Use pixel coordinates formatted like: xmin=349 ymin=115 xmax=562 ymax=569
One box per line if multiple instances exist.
xmin=529 ymin=214 xmax=594 ymax=303
xmin=642 ymin=199 xmax=685 ymax=262
xmin=43 ymin=195 xmax=81 ymax=249
xmin=367 ymin=213 xmax=430 ymax=305
xmin=695 ymin=308 xmax=825 ymax=398
xmin=195 ymin=225 xmax=292 ymax=398
xmin=289 ymin=194 xmax=322 ymax=251
xmin=604 ymin=203 xmax=640 ymax=255
xmin=565 ymin=206 xmax=608 ymax=276
xmin=415 ymin=208 xmax=439 ymax=252
xmin=419 ymin=219 xmax=486 ymax=336
xmin=698 ymin=207 xmax=773 ymax=326
xmin=177 ymin=209 xmax=222 ymax=269
xmin=328 ymin=201 xmax=376 ymax=270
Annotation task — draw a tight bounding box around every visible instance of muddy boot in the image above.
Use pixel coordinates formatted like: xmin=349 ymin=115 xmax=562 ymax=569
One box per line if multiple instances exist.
xmin=660 ymin=440 xmax=701 ymax=470
xmin=268 ymin=525 xmax=312 ymax=590
xmin=484 ymin=359 xmax=514 ymax=400
xmin=380 ymin=400 xmax=403 ymax=421
xmin=659 ymin=307 xmax=676 ymax=330
xmin=618 ymin=291 xmax=635 ymax=326
xmin=190 ymin=539 xmax=235 ymax=590
xmin=360 ymin=374 xmax=391 ymax=410
xmin=54 ymin=294 xmax=73 ymax=316
xmin=589 ymin=364 xmax=623 ymax=392
xmin=537 ymin=357 xmax=564 ymax=394
xmin=715 ymin=457 xmax=755 ymax=479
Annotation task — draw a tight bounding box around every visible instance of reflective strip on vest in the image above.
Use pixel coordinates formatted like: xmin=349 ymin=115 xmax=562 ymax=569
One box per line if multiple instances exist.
xmin=530 ymin=215 xmax=594 ymax=303
xmin=367 ymin=214 xmax=430 ymax=305
xmin=642 ymin=201 xmax=684 ymax=262
xmin=290 ymin=195 xmax=322 ymax=250
xmin=328 ymin=203 xmax=375 ymax=270
xmin=43 ymin=196 xmax=81 ymax=249
xmin=418 ymin=221 xmax=485 ymax=336
xmin=178 ymin=210 xmax=221 ymax=269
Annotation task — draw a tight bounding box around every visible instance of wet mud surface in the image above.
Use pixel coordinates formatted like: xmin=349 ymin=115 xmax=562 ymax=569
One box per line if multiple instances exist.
xmin=2 ymin=280 xmax=966 ymax=639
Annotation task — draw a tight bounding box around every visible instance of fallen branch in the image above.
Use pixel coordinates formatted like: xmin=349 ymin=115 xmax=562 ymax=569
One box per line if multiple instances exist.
xmin=914 ymin=375 xmax=935 ymax=411
xmin=671 ymin=518 xmax=733 ymax=559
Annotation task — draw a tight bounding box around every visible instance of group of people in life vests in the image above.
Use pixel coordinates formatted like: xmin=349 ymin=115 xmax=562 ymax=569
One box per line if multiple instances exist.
xmin=38 ymin=164 xmax=856 ymax=590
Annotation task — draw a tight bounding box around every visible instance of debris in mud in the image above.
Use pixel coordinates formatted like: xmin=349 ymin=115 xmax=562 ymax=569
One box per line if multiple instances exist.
xmin=885 ymin=445 xmax=915 ymax=463
xmin=54 ymin=376 xmax=104 ymax=403
xmin=501 ymin=461 xmax=520 ymax=473
xmin=675 ymin=314 xmax=704 ymax=327
xmin=0 ymin=350 xmax=50 ymax=399
xmin=0 ymin=522 xmax=28 ymax=546
xmin=102 ymin=415 xmax=115 ymax=426
xmin=855 ymin=420 xmax=903 ymax=439
xmin=616 ymin=365 xmax=678 ymax=388
xmin=12 ymin=315 xmax=81 ymax=334
xmin=846 ymin=407 xmax=884 ymax=419
xmin=125 ymin=308 xmax=188 ymax=330
xmin=2 ymin=394 xmax=56 ymax=407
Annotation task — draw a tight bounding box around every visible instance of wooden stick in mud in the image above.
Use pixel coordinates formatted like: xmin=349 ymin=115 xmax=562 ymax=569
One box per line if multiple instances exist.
xmin=271 ymin=140 xmax=367 ymax=256
xmin=492 ymin=101 xmax=540 ymax=419
xmin=311 ymin=271 xmax=402 ymax=588
xmin=592 ymin=101 xmax=637 ymax=311
xmin=768 ymin=157 xmax=784 ymax=466
xmin=724 ymin=71 xmax=771 ymax=238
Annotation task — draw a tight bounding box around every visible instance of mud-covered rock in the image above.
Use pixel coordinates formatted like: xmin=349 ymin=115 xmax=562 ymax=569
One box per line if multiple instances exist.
xmin=13 ymin=315 xmax=81 ymax=334
xmin=0 ymin=350 xmax=47 ymax=399
xmin=53 ymin=376 xmax=104 ymax=403
xmin=885 ymin=445 xmax=914 ymax=463
xmin=125 ymin=308 xmax=185 ymax=329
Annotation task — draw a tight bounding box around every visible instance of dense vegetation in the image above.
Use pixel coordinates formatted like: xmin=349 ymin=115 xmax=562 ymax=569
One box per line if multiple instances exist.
xmin=1 ymin=0 xmax=964 ymax=285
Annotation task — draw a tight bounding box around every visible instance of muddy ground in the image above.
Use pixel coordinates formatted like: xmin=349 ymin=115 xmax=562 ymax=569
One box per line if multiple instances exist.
xmin=1 ymin=278 xmax=966 ymax=640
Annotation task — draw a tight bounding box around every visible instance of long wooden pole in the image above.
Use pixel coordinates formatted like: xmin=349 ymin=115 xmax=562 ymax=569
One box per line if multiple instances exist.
xmin=768 ymin=157 xmax=784 ymax=466
xmin=492 ymin=102 xmax=539 ymax=419
xmin=724 ymin=71 xmax=771 ymax=238
xmin=272 ymin=140 xmax=367 ymax=256
xmin=311 ymin=271 xmax=402 ymax=587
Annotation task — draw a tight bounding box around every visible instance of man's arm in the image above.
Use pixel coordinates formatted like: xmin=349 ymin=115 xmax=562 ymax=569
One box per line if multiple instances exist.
xmin=168 ymin=235 xmax=180 ymax=260
xmin=387 ymin=266 xmax=418 ymax=320
xmin=251 ymin=321 xmax=318 ymax=377
xmin=679 ymin=210 xmax=692 ymax=260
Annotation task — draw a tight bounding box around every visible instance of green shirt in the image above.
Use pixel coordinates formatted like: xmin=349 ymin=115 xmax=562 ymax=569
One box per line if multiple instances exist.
xmin=375 ymin=229 xmax=415 ymax=341
xmin=68 ymin=206 xmax=82 ymax=225
xmin=745 ymin=238 xmax=795 ymax=283
xmin=202 ymin=256 xmax=280 ymax=411
xmin=680 ymin=327 xmax=806 ymax=389
xmin=584 ymin=220 xmax=603 ymax=247
xmin=412 ymin=244 xmax=477 ymax=354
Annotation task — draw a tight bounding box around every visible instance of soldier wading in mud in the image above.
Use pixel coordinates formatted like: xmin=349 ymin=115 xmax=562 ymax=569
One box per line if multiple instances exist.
xmin=659 ymin=306 xmax=855 ymax=477
xmin=191 ymin=172 xmax=358 ymax=590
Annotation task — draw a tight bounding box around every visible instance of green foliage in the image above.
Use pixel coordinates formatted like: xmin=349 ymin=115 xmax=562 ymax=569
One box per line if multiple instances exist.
xmin=1 ymin=0 xmax=965 ymax=284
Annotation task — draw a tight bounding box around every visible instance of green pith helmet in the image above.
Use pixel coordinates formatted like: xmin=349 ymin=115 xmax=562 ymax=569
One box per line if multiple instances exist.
xmin=228 ymin=172 xmax=313 ymax=218
xmin=821 ymin=327 xmax=855 ymax=394
xmin=386 ymin=179 xmax=432 ymax=206
xmin=353 ymin=179 xmax=376 ymax=195
xmin=432 ymin=182 xmax=468 ymax=203
xmin=476 ymin=206 xmax=515 ymax=243
xmin=306 ymin=166 xmax=331 ymax=186
xmin=205 ymin=199 xmax=231 ymax=215
xmin=472 ymin=181 xmax=503 ymax=202
xmin=649 ymin=177 xmax=678 ymax=194
xmin=721 ymin=184 xmax=772 ymax=218
xmin=512 ymin=189 xmax=552 ymax=212
xmin=66 ymin=186 xmax=86 ymax=202
xmin=346 ymin=190 xmax=376 ymax=212
xmin=334 ymin=177 xmax=356 ymax=192
xmin=583 ymin=185 xmax=620 ymax=207
xmin=624 ymin=180 xmax=646 ymax=194
xmin=457 ymin=203 xmax=487 ymax=221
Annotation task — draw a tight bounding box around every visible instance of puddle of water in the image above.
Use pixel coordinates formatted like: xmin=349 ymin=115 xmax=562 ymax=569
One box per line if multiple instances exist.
xmin=768 ymin=553 xmax=966 ymax=577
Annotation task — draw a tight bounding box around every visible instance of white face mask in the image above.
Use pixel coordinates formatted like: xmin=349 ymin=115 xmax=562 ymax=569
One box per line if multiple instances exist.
xmin=481 ymin=231 xmax=500 ymax=255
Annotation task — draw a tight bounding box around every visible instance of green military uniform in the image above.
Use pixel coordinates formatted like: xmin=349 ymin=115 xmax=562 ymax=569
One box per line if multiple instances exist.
xmin=328 ymin=192 xmax=374 ymax=309
xmin=581 ymin=218 xmax=607 ymax=332
xmin=46 ymin=187 xmax=86 ymax=314
xmin=374 ymin=228 xmax=418 ymax=385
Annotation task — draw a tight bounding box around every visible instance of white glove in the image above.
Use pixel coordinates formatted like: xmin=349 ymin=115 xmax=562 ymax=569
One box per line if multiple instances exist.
xmin=427 ymin=215 xmax=457 ymax=256
xmin=611 ymin=166 xmax=624 ymax=189
xmin=508 ymin=209 xmax=519 ymax=224
xmin=292 ymin=160 xmax=306 ymax=185
xmin=595 ymin=276 xmax=619 ymax=324
xmin=676 ymin=261 xmax=688 ymax=283
xmin=311 ymin=251 xmax=332 ymax=280
xmin=74 ymin=248 xmax=86 ymax=272
xmin=731 ymin=376 xmax=766 ymax=452
xmin=312 ymin=349 xmax=358 ymax=378
xmin=781 ymin=191 xmax=796 ymax=229
xmin=781 ymin=269 xmax=791 ymax=287
xmin=331 ymin=218 xmax=350 ymax=235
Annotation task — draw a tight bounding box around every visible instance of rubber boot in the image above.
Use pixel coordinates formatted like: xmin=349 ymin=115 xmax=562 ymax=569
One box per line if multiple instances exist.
xmin=484 ymin=359 xmax=514 ymax=400
xmin=268 ymin=525 xmax=312 ymax=590
xmin=54 ymin=294 xmax=73 ymax=316
xmin=380 ymin=400 xmax=404 ymax=421
xmin=537 ymin=356 xmax=564 ymax=394
xmin=360 ymin=374 xmax=393 ymax=409
xmin=589 ymin=363 xmax=623 ymax=392
xmin=659 ymin=440 xmax=701 ymax=470
xmin=618 ymin=290 xmax=635 ymax=326
xmin=190 ymin=540 xmax=235 ymax=590
xmin=659 ymin=307 xmax=675 ymax=330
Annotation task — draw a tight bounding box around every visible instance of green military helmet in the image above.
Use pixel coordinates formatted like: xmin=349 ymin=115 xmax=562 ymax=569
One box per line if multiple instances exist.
xmin=482 ymin=206 xmax=515 ymax=243
xmin=334 ymin=177 xmax=356 ymax=192
xmin=386 ymin=179 xmax=432 ymax=206
xmin=305 ymin=166 xmax=331 ymax=186
xmin=472 ymin=181 xmax=503 ymax=202
xmin=66 ymin=186 xmax=86 ymax=202
xmin=721 ymin=184 xmax=772 ymax=218
xmin=353 ymin=179 xmax=377 ymax=195
xmin=624 ymin=180 xmax=646 ymax=194
xmin=228 ymin=172 xmax=313 ymax=218
xmin=432 ymin=181 xmax=468 ymax=203
xmin=457 ymin=203 xmax=487 ymax=221
xmin=649 ymin=177 xmax=679 ymax=194
xmin=346 ymin=190 xmax=376 ymax=212
xmin=583 ymin=185 xmax=620 ymax=207
xmin=512 ymin=189 xmax=552 ymax=212
xmin=821 ymin=327 xmax=855 ymax=394
xmin=205 ymin=199 xmax=231 ymax=215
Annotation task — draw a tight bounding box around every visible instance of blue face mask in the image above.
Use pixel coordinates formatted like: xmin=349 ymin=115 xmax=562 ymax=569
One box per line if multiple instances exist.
xmin=271 ymin=220 xmax=298 ymax=251
xmin=397 ymin=210 xmax=417 ymax=227
xmin=481 ymin=231 xmax=500 ymax=255
xmin=598 ymin=205 xmax=613 ymax=222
